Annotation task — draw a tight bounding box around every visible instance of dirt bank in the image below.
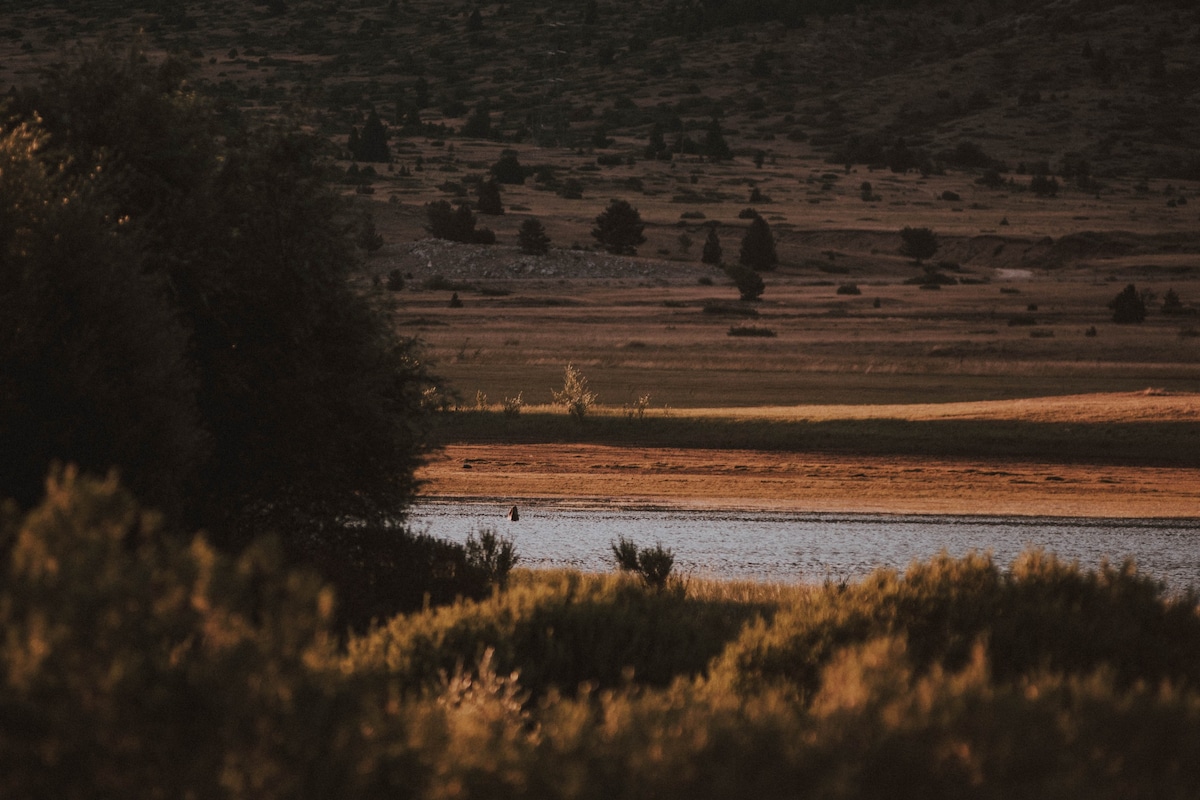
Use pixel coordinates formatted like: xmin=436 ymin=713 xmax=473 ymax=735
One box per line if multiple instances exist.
xmin=418 ymin=443 xmax=1200 ymax=518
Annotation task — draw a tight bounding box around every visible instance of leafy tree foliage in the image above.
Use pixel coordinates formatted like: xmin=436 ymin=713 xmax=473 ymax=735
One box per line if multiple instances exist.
xmin=518 ymin=217 xmax=551 ymax=255
xmin=899 ymin=226 xmax=940 ymax=264
xmin=0 ymin=119 xmax=202 ymax=513
xmin=702 ymin=225 xmax=723 ymax=264
xmin=552 ymin=363 xmax=598 ymax=421
xmin=592 ymin=198 xmax=646 ymax=255
xmin=738 ymin=213 xmax=778 ymax=271
xmin=1109 ymin=283 xmax=1147 ymax=323
xmin=1 ymin=47 xmax=439 ymax=626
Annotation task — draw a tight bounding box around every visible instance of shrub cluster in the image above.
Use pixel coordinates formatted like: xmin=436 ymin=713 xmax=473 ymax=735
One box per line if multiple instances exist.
xmin=6 ymin=473 xmax=1200 ymax=798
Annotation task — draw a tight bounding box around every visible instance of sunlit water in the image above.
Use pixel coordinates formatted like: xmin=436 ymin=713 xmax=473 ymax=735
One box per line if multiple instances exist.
xmin=410 ymin=502 xmax=1200 ymax=591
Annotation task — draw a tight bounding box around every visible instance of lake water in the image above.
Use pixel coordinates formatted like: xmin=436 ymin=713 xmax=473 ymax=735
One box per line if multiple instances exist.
xmin=410 ymin=502 xmax=1200 ymax=591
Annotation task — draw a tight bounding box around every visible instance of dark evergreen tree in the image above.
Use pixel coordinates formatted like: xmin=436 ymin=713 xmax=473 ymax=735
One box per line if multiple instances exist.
xmin=1162 ymin=288 xmax=1185 ymax=315
xmin=518 ymin=218 xmax=551 ymax=255
xmin=899 ymin=226 xmax=939 ymax=264
xmin=426 ymin=200 xmax=494 ymax=244
xmin=356 ymin=110 xmax=391 ymax=162
xmin=4 ymin=46 xmax=504 ymax=628
xmin=356 ymin=214 xmax=384 ymax=253
xmin=467 ymin=7 xmax=483 ymax=30
xmin=476 ymin=178 xmax=504 ymax=215
xmin=592 ymin=199 xmax=646 ymax=255
xmin=725 ymin=263 xmax=765 ymax=301
xmin=348 ymin=126 xmax=361 ymax=160
xmin=1109 ymin=284 xmax=1147 ymax=323
xmin=491 ymin=151 xmax=527 ymax=184
xmin=702 ymin=117 xmax=733 ymax=161
xmin=644 ymin=122 xmax=669 ymax=160
xmin=414 ymin=77 xmax=430 ymax=109
xmin=739 ymin=214 xmax=777 ymax=271
xmin=462 ymin=102 xmax=493 ymax=139
xmin=701 ymin=225 xmax=722 ymax=265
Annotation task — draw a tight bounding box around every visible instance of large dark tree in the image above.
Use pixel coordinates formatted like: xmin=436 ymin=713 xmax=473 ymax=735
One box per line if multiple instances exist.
xmin=0 ymin=120 xmax=203 ymax=513
xmin=739 ymin=213 xmax=778 ymax=271
xmin=476 ymin=178 xmax=504 ymax=215
xmin=426 ymin=199 xmax=495 ymax=243
xmin=899 ymin=226 xmax=940 ymax=264
xmin=725 ymin=263 xmax=765 ymax=301
xmin=702 ymin=225 xmax=723 ymax=265
xmin=1109 ymin=284 xmax=1147 ymax=323
xmin=461 ymin=102 xmax=493 ymax=139
xmin=353 ymin=110 xmax=391 ymax=162
xmin=518 ymin=218 xmax=551 ymax=255
xmin=702 ymin=117 xmax=733 ymax=161
xmin=1 ymin=47 xmax=450 ymax=626
xmin=592 ymin=199 xmax=646 ymax=255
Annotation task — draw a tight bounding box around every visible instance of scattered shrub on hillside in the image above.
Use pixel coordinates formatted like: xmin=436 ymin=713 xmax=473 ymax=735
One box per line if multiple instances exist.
xmin=612 ymin=536 xmax=676 ymax=590
xmin=836 ymin=283 xmax=861 ymax=295
xmin=552 ymin=363 xmax=597 ymax=421
xmin=728 ymin=325 xmax=776 ymax=337
xmin=501 ymin=392 xmax=524 ymax=417
xmin=1031 ymin=174 xmax=1060 ymax=197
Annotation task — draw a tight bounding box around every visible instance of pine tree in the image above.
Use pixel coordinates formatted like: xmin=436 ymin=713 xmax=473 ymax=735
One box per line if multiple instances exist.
xmin=518 ymin=218 xmax=551 ymax=255
xmin=476 ymin=179 xmax=503 ymax=215
xmin=702 ymin=117 xmax=732 ymax=161
xmin=899 ymin=226 xmax=939 ymax=265
xmin=701 ymin=225 xmax=722 ymax=265
xmin=592 ymin=199 xmax=646 ymax=255
xmin=644 ymin=122 xmax=668 ymax=160
xmin=1109 ymin=283 xmax=1147 ymax=323
xmin=357 ymin=110 xmax=390 ymax=162
xmin=462 ymin=102 xmax=493 ymax=139
xmin=739 ymin=213 xmax=777 ymax=271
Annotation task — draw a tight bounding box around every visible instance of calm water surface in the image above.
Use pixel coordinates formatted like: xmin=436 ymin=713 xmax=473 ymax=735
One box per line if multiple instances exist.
xmin=410 ymin=502 xmax=1200 ymax=591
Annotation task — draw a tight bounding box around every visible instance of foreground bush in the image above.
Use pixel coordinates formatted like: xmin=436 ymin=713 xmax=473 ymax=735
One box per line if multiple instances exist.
xmin=5 ymin=471 xmax=1200 ymax=798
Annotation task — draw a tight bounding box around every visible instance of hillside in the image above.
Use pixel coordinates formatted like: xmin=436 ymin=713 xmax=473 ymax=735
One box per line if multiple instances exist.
xmin=3 ymin=0 xmax=1198 ymax=182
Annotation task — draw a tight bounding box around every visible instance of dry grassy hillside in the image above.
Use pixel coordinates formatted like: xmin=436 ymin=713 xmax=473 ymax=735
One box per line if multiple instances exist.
xmin=3 ymin=0 xmax=1199 ymax=408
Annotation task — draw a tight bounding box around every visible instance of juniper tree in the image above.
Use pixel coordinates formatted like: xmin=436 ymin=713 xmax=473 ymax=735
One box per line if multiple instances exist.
xmin=476 ymin=178 xmax=504 ymax=215
xmin=518 ymin=218 xmax=551 ymax=255
xmin=739 ymin=213 xmax=777 ymax=271
xmin=899 ymin=226 xmax=939 ymax=265
xmin=356 ymin=110 xmax=390 ymax=162
xmin=592 ymin=199 xmax=646 ymax=255
xmin=702 ymin=225 xmax=722 ymax=265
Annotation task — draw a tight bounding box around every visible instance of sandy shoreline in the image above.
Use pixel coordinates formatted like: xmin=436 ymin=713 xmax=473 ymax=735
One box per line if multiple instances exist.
xmin=417 ymin=443 xmax=1200 ymax=519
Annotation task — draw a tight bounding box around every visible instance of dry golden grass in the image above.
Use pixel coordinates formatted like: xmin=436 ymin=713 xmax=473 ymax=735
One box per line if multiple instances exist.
xmin=418 ymin=441 xmax=1200 ymax=518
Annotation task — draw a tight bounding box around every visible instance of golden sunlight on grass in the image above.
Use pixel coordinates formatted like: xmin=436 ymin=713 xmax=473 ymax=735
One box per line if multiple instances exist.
xmin=605 ymin=391 xmax=1200 ymax=424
